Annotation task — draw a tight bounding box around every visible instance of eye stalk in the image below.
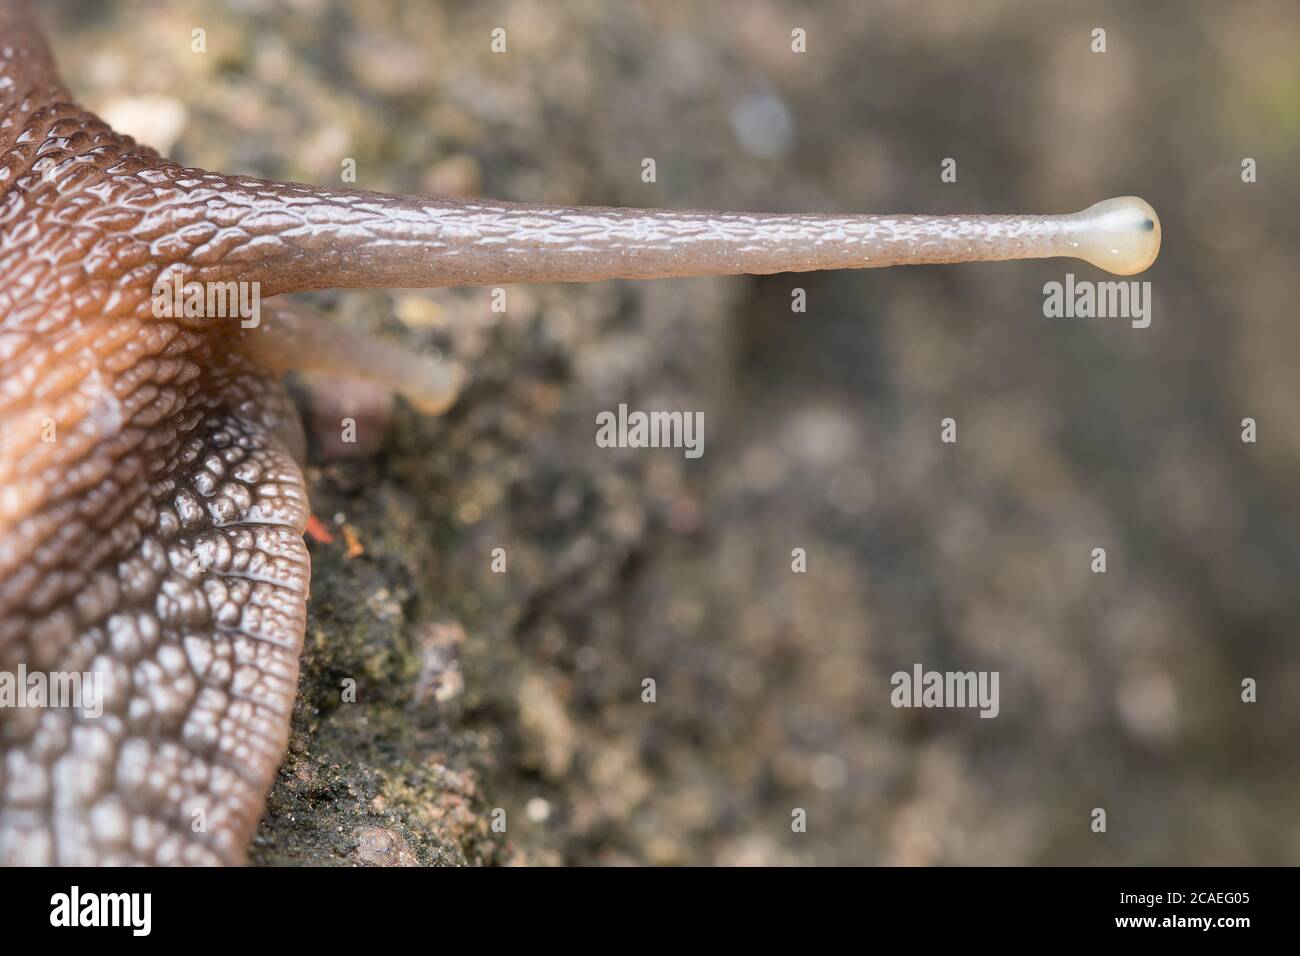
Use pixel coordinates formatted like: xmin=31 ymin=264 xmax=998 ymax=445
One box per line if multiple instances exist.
xmin=1068 ymin=196 xmax=1162 ymax=276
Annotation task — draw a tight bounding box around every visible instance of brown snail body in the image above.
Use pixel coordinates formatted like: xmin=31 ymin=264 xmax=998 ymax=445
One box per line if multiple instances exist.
xmin=0 ymin=0 xmax=1158 ymax=864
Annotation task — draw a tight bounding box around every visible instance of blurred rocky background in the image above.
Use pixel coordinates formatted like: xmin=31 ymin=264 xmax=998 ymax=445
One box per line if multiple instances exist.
xmin=44 ymin=0 xmax=1300 ymax=864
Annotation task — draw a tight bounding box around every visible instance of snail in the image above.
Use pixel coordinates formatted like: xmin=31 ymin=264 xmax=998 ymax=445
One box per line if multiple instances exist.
xmin=0 ymin=0 xmax=1159 ymax=864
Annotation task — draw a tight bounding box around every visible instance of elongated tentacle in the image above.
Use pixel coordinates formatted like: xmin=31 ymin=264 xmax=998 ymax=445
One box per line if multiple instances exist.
xmin=137 ymin=172 xmax=1162 ymax=294
xmin=248 ymin=298 xmax=464 ymax=416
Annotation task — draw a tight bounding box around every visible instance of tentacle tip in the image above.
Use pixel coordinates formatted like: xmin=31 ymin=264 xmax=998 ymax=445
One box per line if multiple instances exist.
xmin=400 ymin=360 xmax=466 ymax=417
xmin=1074 ymin=196 xmax=1162 ymax=276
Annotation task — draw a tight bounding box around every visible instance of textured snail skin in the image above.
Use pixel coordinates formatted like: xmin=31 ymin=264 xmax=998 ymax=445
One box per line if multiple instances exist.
xmin=0 ymin=0 xmax=1159 ymax=865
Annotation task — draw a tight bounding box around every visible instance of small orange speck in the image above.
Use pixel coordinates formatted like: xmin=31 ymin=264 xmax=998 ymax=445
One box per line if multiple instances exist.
xmin=305 ymin=514 xmax=335 ymax=544
xmin=342 ymin=523 xmax=365 ymax=559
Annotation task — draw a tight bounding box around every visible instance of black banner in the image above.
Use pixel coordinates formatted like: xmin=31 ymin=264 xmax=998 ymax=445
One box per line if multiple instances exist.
xmin=0 ymin=866 xmax=1278 ymax=942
